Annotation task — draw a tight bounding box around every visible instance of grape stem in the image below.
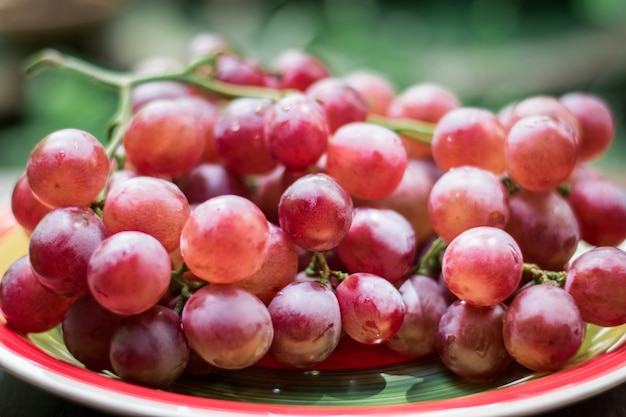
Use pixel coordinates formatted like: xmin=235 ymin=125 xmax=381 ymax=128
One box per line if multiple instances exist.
xmin=170 ymin=262 xmax=206 ymax=315
xmin=24 ymin=48 xmax=435 ymax=147
xmin=366 ymin=113 xmax=435 ymax=145
xmin=523 ymin=263 xmax=567 ymax=287
xmin=306 ymin=252 xmax=348 ymax=287
xmin=408 ymin=236 xmax=448 ymax=277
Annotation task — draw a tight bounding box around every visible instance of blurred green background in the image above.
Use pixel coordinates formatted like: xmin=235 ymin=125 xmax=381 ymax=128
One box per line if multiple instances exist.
xmin=0 ymin=0 xmax=625 ymax=176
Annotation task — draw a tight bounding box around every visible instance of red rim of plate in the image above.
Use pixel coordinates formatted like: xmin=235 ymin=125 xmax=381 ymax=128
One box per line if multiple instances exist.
xmin=1 ymin=207 xmax=626 ymax=417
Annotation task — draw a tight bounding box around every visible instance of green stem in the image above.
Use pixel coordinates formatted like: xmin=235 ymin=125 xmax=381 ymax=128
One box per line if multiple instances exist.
xmin=305 ymin=252 xmax=348 ymax=286
xmin=523 ymin=263 xmax=567 ymax=287
xmin=25 ymin=48 xmax=129 ymax=88
xmin=408 ymin=236 xmax=448 ymax=277
xmin=366 ymin=113 xmax=435 ymax=145
xmin=105 ymin=83 xmax=134 ymax=159
xmin=501 ymin=177 xmax=522 ymax=195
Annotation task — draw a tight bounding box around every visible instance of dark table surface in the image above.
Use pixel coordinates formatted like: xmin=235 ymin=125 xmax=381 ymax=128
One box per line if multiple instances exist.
xmin=0 ymin=368 xmax=624 ymax=417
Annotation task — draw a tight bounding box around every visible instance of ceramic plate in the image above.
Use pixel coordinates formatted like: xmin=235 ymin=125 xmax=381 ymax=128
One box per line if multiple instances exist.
xmin=0 ymin=208 xmax=625 ymax=417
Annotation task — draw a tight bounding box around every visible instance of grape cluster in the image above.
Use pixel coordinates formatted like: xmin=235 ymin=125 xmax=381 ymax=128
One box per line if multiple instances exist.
xmin=3 ymin=32 xmax=626 ymax=389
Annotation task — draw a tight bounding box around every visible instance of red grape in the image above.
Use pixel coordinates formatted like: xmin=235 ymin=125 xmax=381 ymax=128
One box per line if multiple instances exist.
xmin=182 ymin=284 xmax=273 ymax=369
xmin=10 ymin=173 xmax=53 ymax=235
xmin=505 ymin=115 xmax=578 ymax=192
xmin=565 ymin=247 xmax=626 ymax=327
xmin=174 ymin=162 xmax=248 ymax=206
xmin=123 ymin=98 xmax=206 ymax=177
xmin=215 ymin=54 xmax=274 ymax=87
xmin=234 ymin=223 xmax=299 ymax=304
xmin=502 ymin=95 xmax=580 ymax=138
xmin=503 ymin=284 xmax=584 ymax=372
xmin=560 ymin=92 xmax=615 ymax=161
xmin=102 ymin=176 xmax=190 ymax=252
xmin=180 ymin=195 xmax=270 ymax=284
xmin=335 ymin=272 xmax=405 ymax=345
xmin=386 ymin=82 xmax=460 ymax=159
xmin=326 ymin=122 xmax=407 ymax=201
xmin=343 ymin=69 xmax=395 ymax=116
xmin=337 ymin=207 xmax=416 ymax=284
xmin=273 ymin=49 xmax=331 ymax=91
xmin=442 ymin=227 xmax=523 ymax=307
xmin=431 ymin=107 xmax=506 ymax=173
xmin=214 ymin=97 xmax=277 ymax=175
xmin=428 ymin=166 xmax=509 ymax=243
xmin=0 ymin=256 xmax=74 ymax=334
xmin=62 ymin=295 xmax=126 ymax=372
xmin=29 ymin=206 xmax=107 ymax=297
xmin=268 ymin=280 xmax=342 ymax=368
xmin=387 ymin=275 xmax=448 ymax=358
xmin=265 ymin=93 xmax=329 ymax=172
xmin=364 ymin=159 xmax=440 ymax=246
xmin=26 ymin=128 xmax=109 ymax=208
xmin=87 ymin=231 xmax=172 ymax=315
xmin=306 ymin=77 xmax=369 ymax=133
xmin=505 ymin=189 xmax=580 ymax=270
xmin=567 ymin=177 xmax=626 ymax=247
xmin=278 ymin=173 xmax=353 ymax=252
xmin=110 ymin=305 xmax=190 ymax=388
xmin=437 ymin=300 xmax=511 ymax=381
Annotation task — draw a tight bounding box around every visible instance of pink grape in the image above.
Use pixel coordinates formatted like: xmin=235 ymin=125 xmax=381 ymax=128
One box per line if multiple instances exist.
xmin=386 ymin=275 xmax=448 ymax=358
xmin=437 ymin=301 xmax=512 ymax=381
xmin=182 ymin=285 xmax=273 ymax=369
xmin=431 ymin=107 xmax=506 ymax=173
xmin=428 ymin=166 xmax=509 ymax=243
xmin=102 ymin=176 xmax=190 ymax=252
xmin=268 ymin=280 xmax=342 ymax=368
xmin=273 ymin=49 xmax=331 ymax=91
xmin=278 ymin=173 xmax=353 ymax=252
xmin=29 ymin=206 xmax=107 ymax=297
xmin=343 ymin=69 xmax=395 ymax=116
xmin=174 ymin=162 xmax=248 ymax=206
xmin=186 ymin=32 xmax=232 ymax=62
xmin=326 ymin=122 xmax=408 ymax=201
xmin=215 ymin=54 xmax=274 ymax=87
xmin=335 ymin=272 xmax=405 ymax=345
xmin=502 ymin=95 xmax=581 ymax=139
xmin=11 ymin=173 xmax=53 ymax=235
xmin=214 ymin=97 xmax=277 ymax=175
xmin=560 ymin=92 xmax=615 ymax=161
xmin=110 ymin=305 xmax=190 ymax=388
xmin=567 ymin=177 xmax=626 ymax=247
xmin=123 ymin=98 xmax=206 ymax=177
xmin=234 ymin=223 xmax=299 ymax=305
xmin=0 ymin=256 xmax=74 ymax=334
xmin=565 ymin=247 xmax=626 ymax=327
xmin=505 ymin=189 xmax=580 ymax=270
xmin=442 ymin=226 xmax=523 ymax=307
xmin=503 ymin=284 xmax=585 ymax=372
xmin=180 ymin=195 xmax=270 ymax=284
xmin=251 ymin=165 xmax=288 ymax=225
xmin=306 ymin=77 xmax=369 ymax=133
xmin=62 ymin=295 xmax=126 ymax=372
xmin=504 ymin=115 xmax=578 ymax=192
xmin=386 ymin=82 xmax=460 ymax=159
xmin=26 ymin=128 xmax=109 ymax=208
xmin=364 ymin=159 xmax=440 ymax=246
xmin=264 ymin=93 xmax=330 ymax=172
xmin=337 ymin=207 xmax=416 ymax=284
xmin=87 ymin=231 xmax=172 ymax=315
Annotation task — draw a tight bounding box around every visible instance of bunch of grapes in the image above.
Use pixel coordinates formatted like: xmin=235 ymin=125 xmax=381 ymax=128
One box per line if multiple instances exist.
xmin=2 ymin=32 xmax=626 ymax=390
